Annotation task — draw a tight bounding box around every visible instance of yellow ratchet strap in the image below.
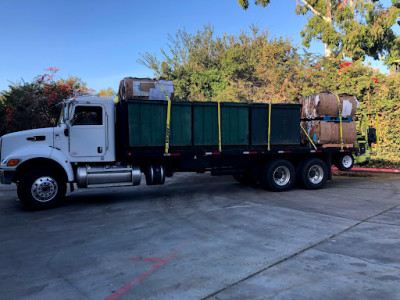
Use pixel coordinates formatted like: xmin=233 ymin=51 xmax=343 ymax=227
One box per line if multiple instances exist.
xmin=218 ymin=101 xmax=222 ymax=152
xmin=335 ymin=94 xmax=344 ymax=150
xmin=300 ymin=123 xmax=317 ymax=150
xmin=268 ymin=103 xmax=272 ymax=151
xmin=157 ymin=80 xmax=172 ymax=154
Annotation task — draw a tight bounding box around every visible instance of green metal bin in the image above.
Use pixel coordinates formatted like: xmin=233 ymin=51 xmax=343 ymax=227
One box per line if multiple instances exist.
xmin=193 ymin=102 xmax=249 ymax=146
xmin=251 ymin=103 xmax=301 ymax=145
xmin=127 ymin=100 xmax=192 ymax=147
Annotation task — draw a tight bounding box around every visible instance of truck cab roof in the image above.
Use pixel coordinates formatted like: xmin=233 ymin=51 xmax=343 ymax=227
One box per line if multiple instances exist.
xmin=66 ymin=96 xmax=114 ymax=106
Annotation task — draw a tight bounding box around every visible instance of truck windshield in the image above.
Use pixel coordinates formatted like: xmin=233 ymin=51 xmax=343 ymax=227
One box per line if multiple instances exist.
xmin=57 ymin=105 xmax=66 ymax=126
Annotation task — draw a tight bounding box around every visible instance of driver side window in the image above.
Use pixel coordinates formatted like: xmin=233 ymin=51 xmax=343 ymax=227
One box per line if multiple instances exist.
xmin=73 ymin=106 xmax=103 ymax=126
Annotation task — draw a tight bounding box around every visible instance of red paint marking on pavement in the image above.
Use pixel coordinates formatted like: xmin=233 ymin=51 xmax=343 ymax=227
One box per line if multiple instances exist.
xmin=104 ymin=264 xmax=162 ymax=300
xmin=332 ymin=166 xmax=400 ymax=174
xmin=105 ymin=242 xmax=188 ymax=300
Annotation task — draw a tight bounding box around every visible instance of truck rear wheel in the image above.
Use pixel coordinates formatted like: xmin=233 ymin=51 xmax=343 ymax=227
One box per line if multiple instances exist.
xmin=298 ymin=158 xmax=328 ymax=190
xmin=335 ymin=154 xmax=354 ymax=171
xmin=259 ymin=159 xmax=295 ymax=192
xmin=17 ymin=167 xmax=66 ymax=210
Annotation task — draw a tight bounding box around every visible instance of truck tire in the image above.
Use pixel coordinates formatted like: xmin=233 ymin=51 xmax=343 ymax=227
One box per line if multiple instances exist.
xmin=299 ymin=158 xmax=328 ymax=190
xmin=335 ymin=154 xmax=354 ymax=171
xmin=259 ymin=159 xmax=295 ymax=192
xmin=17 ymin=167 xmax=66 ymax=210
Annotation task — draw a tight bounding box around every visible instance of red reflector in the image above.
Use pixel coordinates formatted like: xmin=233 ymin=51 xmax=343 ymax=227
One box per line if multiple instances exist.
xmin=316 ymin=150 xmax=323 ymax=153
xmin=212 ymin=152 xmax=221 ymax=155
xmin=344 ymin=149 xmax=351 ymax=152
xmin=170 ymin=153 xmax=181 ymax=156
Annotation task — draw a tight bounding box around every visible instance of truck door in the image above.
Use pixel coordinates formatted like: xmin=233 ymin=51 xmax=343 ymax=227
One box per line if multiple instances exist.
xmin=69 ymin=105 xmax=107 ymax=158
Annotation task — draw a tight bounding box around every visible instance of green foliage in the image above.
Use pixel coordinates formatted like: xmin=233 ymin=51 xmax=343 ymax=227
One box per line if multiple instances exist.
xmin=97 ymin=87 xmax=116 ymax=98
xmin=240 ymin=0 xmax=400 ymax=68
xmin=139 ymin=25 xmax=400 ymax=165
xmin=238 ymin=0 xmax=270 ymax=10
xmin=138 ymin=25 xmax=301 ymax=103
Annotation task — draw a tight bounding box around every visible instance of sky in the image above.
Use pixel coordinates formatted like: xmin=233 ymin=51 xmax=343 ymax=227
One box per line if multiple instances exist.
xmin=0 ymin=0 xmax=396 ymax=93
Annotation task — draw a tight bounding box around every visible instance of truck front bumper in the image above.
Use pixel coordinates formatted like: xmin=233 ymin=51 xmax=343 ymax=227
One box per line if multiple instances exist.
xmin=0 ymin=169 xmax=14 ymax=184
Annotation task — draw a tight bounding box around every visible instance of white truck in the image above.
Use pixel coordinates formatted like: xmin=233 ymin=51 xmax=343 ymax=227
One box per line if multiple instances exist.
xmin=0 ymin=96 xmax=357 ymax=210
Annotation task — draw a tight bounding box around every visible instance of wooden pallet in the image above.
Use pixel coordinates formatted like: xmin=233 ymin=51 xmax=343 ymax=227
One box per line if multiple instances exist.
xmin=321 ymin=144 xmax=353 ymax=148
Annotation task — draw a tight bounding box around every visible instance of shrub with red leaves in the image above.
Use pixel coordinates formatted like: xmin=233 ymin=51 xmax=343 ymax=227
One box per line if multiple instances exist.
xmin=0 ymin=67 xmax=94 ymax=135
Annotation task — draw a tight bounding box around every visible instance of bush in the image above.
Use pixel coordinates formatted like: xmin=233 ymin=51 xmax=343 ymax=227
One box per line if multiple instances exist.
xmin=0 ymin=68 xmax=93 ymax=136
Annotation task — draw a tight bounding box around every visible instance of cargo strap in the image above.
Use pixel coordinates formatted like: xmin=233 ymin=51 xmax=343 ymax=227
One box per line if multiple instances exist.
xmin=156 ymin=80 xmax=172 ymax=154
xmin=300 ymin=123 xmax=317 ymax=150
xmin=268 ymin=103 xmax=272 ymax=151
xmin=335 ymin=94 xmax=344 ymax=150
xmin=218 ymin=101 xmax=222 ymax=152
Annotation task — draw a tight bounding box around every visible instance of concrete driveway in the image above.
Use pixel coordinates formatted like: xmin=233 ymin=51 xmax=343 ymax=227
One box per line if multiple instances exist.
xmin=0 ymin=172 xmax=399 ymax=299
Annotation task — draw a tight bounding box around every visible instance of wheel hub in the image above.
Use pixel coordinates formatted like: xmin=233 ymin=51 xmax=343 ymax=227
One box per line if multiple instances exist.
xmin=31 ymin=177 xmax=58 ymax=202
xmin=342 ymin=155 xmax=353 ymax=168
xmin=273 ymin=166 xmax=290 ymax=186
xmin=308 ymin=165 xmax=324 ymax=184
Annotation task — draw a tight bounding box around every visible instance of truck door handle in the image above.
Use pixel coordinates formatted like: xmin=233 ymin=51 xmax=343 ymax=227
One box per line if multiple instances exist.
xmin=98 ymin=147 xmax=103 ymax=153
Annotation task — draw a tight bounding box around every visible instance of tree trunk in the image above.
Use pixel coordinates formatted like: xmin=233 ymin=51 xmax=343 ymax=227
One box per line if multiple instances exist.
xmin=325 ymin=43 xmax=332 ymax=57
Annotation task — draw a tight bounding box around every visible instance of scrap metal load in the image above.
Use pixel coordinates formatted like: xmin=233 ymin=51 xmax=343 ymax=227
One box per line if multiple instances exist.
xmin=300 ymin=93 xmax=358 ymax=147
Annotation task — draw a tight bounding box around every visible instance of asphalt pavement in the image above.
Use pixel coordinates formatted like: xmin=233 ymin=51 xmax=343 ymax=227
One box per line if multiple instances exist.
xmin=0 ymin=172 xmax=399 ymax=299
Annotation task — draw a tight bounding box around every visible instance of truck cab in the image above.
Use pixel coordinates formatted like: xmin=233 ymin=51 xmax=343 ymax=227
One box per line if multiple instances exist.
xmin=0 ymin=96 xmax=121 ymax=209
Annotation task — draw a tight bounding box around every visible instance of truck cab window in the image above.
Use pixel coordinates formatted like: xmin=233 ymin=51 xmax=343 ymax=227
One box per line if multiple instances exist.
xmin=73 ymin=106 xmax=103 ymax=126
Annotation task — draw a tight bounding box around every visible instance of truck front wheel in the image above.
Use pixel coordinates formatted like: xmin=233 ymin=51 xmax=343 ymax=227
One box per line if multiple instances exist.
xmin=17 ymin=167 xmax=66 ymax=210
xmin=259 ymin=159 xmax=295 ymax=192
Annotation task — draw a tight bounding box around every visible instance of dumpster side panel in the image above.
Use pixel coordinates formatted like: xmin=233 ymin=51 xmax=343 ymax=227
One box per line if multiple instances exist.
xmin=270 ymin=106 xmax=300 ymax=145
xmin=128 ymin=101 xmax=166 ymax=147
xmin=221 ymin=104 xmax=249 ymax=145
xmin=251 ymin=104 xmax=301 ymax=145
xmin=193 ymin=103 xmax=219 ymax=146
xmin=170 ymin=103 xmax=192 ymax=146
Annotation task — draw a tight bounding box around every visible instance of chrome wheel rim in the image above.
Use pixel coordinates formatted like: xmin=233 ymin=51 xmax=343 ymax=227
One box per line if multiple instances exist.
xmin=31 ymin=177 xmax=58 ymax=202
xmin=273 ymin=166 xmax=290 ymax=186
xmin=308 ymin=165 xmax=324 ymax=184
xmin=342 ymin=155 xmax=353 ymax=168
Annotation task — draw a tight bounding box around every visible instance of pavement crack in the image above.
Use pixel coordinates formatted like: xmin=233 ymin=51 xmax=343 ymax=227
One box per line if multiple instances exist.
xmin=363 ymin=220 xmax=400 ymax=227
xmin=202 ymin=202 xmax=400 ymax=300
xmin=254 ymin=269 xmax=400 ymax=300
xmin=46 ymin=264 xmax=91 ymax=299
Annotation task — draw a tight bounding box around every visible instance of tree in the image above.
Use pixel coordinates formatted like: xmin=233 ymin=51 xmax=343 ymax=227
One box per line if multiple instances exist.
xmin=97 ymin=87 xmax=116 ymax=98
xmin=138 ymin=24 xmax=400 ymax=165
xmin=138 ymin=25 xmax=302 ymax=102
xmin=239 ymin=0 xmax=400 ymax=67
xmin=0 ymin=68 xmax=93 ymax=135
